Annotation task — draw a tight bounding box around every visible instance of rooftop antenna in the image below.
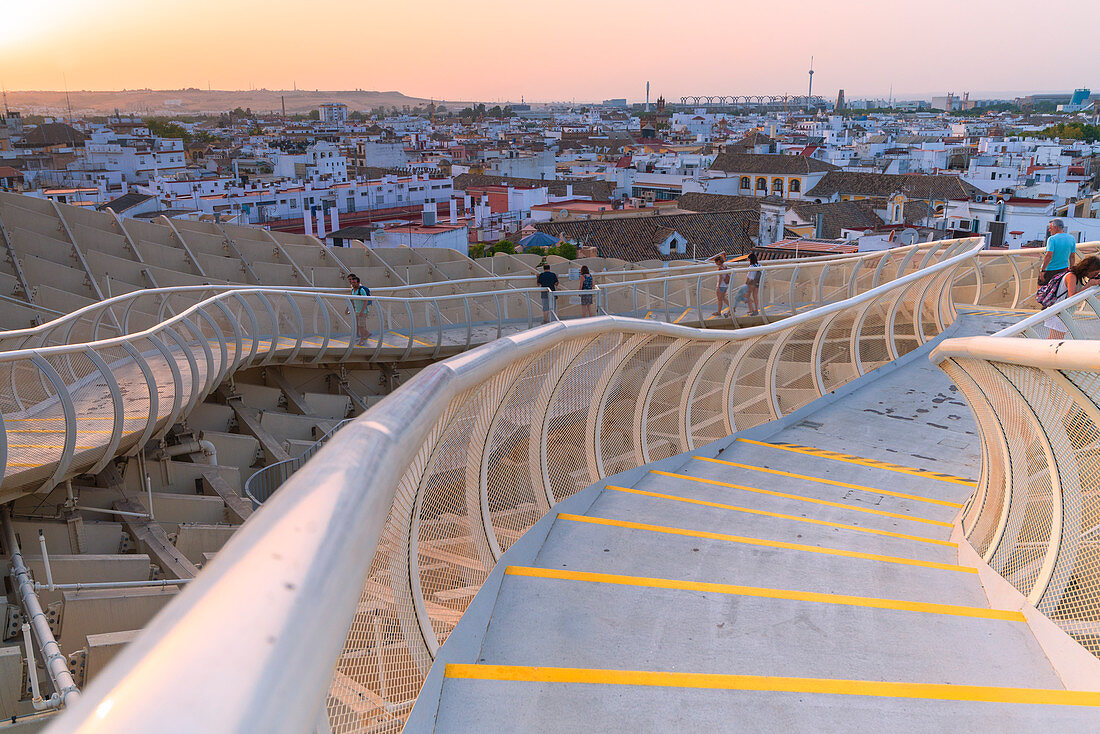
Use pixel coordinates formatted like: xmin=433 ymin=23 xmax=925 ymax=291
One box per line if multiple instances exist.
xmin=62 ymin=73 xmax=74 ymax=126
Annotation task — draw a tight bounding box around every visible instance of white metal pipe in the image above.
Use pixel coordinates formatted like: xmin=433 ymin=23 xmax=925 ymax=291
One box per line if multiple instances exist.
xmin=22 ymin=623 xmax=42 ymax=703
xmin=34 ymin=578 xmax=191 ymax=592
xmin=3 ymin=512 xmax=80 ymax=706
xmin=38 ymin=531 xmax=54 ymax=591
xmin=73 ymin=506 xmax=151 ymax=519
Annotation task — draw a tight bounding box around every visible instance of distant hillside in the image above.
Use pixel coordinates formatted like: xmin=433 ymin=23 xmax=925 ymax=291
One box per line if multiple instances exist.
xmin=3 ymin=89 xmax=464 ymax=116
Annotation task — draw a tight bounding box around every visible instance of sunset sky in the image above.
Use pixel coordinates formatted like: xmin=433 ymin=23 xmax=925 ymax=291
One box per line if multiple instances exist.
xmin=3 ymin=0 xmax=1094 ymax=101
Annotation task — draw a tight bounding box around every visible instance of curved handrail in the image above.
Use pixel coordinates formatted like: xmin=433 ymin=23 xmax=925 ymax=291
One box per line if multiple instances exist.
xmin=932 ymin=278 xmax=1100 ymax=658
xmin=0 ymin=248 xmax=862 ymax=352
xmin=1 ymin=239 xmax=1056 ymax=354
xmin=0 ymin=240 xmax=989 ymax=497
xmin=243 ymin=419 xmax=351 ymax=507
xmin=47 ymin=237 xmax=984 ymax=733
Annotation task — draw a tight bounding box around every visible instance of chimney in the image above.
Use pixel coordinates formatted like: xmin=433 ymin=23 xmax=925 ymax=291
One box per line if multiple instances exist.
xmin=814 ymin=212 xmax=825 ymax=238
xmin=303 ymin=206 xmax=313 ymax=236
xmin=316 ymin=209 xmax=326 ymax=238
xmin=330 ymin=207 xmax=339 ymax=233
xmin=449 ymin=198 xmax=458 ymax=224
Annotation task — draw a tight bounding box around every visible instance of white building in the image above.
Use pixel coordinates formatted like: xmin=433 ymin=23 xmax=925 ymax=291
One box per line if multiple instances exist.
xmin=370 ymin=221 xmax=469 ymax=254
xmin=319 ymin=103 xmax=349 ymax=126
xmin=78 ymin=129 xmax=187 ymax=186
xmin=274 ymin=141 xmax=348 ymax=182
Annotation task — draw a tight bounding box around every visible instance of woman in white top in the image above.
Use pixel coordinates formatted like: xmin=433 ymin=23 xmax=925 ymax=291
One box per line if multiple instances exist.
xmin=1045 ymin=255 xmax=1100 ymax=339
xmin=711 ymin=253 xmax=731 ymax=318
xmin=745 ymin=253 xmax=762 ymax=316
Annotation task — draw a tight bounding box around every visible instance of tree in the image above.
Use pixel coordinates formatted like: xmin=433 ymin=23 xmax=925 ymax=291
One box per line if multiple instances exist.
xmin=468 ymin=242 xmax=487 ymax=259
xmin=492 ymin=240 xmax=516 ymax=255
xmin=548 ymin=241 xmax=577 ymax=260
xmin=308 ymin=109 xmax=320 ymax=121
xmin=1024 ymin=122 xmax=1100 ymax=143
xmin=145 ymin=118 xmax=191 ymax=144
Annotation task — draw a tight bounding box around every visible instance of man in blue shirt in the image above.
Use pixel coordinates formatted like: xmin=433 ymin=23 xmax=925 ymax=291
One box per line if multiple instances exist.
xmin=1039 ymin=219 xmax=1077 ymax=286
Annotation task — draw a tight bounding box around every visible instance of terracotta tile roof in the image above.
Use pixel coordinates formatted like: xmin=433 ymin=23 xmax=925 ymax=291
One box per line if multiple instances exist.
xmin=804 ymin=171 xmax=988 ymax=201
xmin=534 ymin=211 xmax=755 ymax=262
xmin=676 ymin=192 xmax=770 ymax=214
xmin=788 ymin=200 xmax=882 ymax=238
xmin=17 ymin=123 xmax=87 ymax=148
xmin=709 ymin=152 xmax=838 ymax=175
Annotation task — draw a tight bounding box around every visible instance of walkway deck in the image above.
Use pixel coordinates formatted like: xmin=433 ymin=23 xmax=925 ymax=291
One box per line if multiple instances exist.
xmin=415 ymin=310 xmax=1100 ymax=732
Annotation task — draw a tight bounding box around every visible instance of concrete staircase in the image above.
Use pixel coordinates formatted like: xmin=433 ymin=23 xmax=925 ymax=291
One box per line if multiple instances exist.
xmin=413 ymin=311 xmax=1100 ymax=732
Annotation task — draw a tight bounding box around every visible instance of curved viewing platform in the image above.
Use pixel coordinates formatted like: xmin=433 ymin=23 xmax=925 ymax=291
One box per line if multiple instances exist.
xmin=0 ymin=186 xmax=1098 ymax=733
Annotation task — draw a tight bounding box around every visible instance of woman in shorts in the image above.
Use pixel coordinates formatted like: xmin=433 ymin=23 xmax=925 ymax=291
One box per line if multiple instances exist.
xmin=579 ymin=265 xmax=595 ymax=317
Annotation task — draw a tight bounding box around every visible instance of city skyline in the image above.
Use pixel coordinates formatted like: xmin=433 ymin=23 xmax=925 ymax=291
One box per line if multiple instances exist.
xmin=4 ymin=0 xmax=1095 ymax=102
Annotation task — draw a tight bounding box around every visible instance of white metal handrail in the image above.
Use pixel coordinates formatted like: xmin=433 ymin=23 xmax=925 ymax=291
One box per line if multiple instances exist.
xmin=0 ymin=249 xmax=859 ymax=352
xmin=46 ymin=237 xmax=984 ymax=734
xmin=0 ymin=240 xmax=1000 ymax=498
xmin=0 ymin=240 xmax=1056 ymax=354
xmin=932 ymin=273 xmax=1100 ymax=658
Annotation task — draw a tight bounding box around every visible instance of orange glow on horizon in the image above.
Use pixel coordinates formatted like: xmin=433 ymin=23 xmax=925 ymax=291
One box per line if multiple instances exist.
xmin=2 ymin=0 xmax=1093 ymax=102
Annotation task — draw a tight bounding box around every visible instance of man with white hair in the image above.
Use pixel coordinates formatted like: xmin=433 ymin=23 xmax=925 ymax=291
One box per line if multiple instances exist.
xmin=1038 ymin=218 xmax=1077 ymax=287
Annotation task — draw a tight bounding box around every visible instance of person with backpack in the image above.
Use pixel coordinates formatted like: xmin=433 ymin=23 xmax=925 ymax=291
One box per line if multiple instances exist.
xmin=1037 ymin=219 xmax=1077 ymax=288
xmin=345 ymin=273 xmax=372 ymax=346
xmin=1039 ymin=255 xmax=1100 ymax=338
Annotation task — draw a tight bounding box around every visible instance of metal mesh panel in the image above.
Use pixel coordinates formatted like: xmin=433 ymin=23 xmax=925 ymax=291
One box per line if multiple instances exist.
xmin=773 ymin=318 xmax=823 ymax=417
xmin=482 ymin=349 xmax=561 ymax=550
xmin=414 ymin=388 xmax=496 ymax=647
xmin=728 ymin=336 xmax=775 ymax=431
xmin=1014 ymin=367 xmax=1100 ymax=652
xmin=819 ymin=311 xmax=859 ymax=392
xmin=644 ymin=341 xmax=711 ymax=462
xmin=979 ymin=363 xmax=1052 ymax=598
xmin=598 ymin=336 xmax=674 ymax=477
xmin=889 ymin=281 xmax=922 ymax=358
xmin=544 ymin=336 xmax=616 ymax=503
xmin=687 ymin=343 xmax=740 ymax=447
xmin=856 ymin=301 xmax=892 ymax=372
xmin=44 ymin=351 xmax=111 ymax=474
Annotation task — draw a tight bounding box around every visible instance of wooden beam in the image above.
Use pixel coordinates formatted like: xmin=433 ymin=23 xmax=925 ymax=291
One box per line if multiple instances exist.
xmin=114 ymin=498 xmax=198 ymax=579
xmin=265 ymin=368 xmax=317 ymax=416
xmin=199 ymin=470 xmax=253 ymax=524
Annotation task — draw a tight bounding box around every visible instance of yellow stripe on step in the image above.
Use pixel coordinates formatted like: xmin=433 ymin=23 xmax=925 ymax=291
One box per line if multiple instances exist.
xmin=505 ymin=566 xmax=1021 ymax=621
xmin=444 ymin=664 xmax=1100 ymax=706
xmin=556 ymin=514 xmax=972 ymax=574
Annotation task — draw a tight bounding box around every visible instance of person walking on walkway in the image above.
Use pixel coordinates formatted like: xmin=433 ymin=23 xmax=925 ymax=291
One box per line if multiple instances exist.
xmin=745 ymin=252 xmax=762 ymax=316
xmin=579 ymin=265 xmax=595 ymax=318
xmin=346 ymin=273 xmax=372 ymax=346
xmin=1038 ymin=219 xmax=1077 ymax=288
xmin=537 ymin=263 xmax=559 ymax=323
xmin=1044 ymin=255 xmax=1100 ymax=339
xmin=711 ymin=253 xmax=730 ymax=317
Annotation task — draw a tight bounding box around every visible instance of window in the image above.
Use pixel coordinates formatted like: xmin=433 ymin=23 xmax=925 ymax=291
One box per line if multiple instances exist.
xmin=789 ymin=179 xmax=800 ymax=193
xmin=772 ymin=178 xmax=784 ymax=195
xmin=756 ymin=177 xmax=767 ymax=191
xmin=740 ymin=176 xmax=751 ymax=189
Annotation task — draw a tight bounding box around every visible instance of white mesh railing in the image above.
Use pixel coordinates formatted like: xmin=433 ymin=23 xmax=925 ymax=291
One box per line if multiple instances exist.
xmin=0 ymin=240 xmax=999 ymax=497
xmin=933 ymin=267 xmax=1100 ymax=658
xmin=0 ymin=240 xmax=1059 ymax=355
xmin=42 ymin=237 xmax=988 ymax=734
